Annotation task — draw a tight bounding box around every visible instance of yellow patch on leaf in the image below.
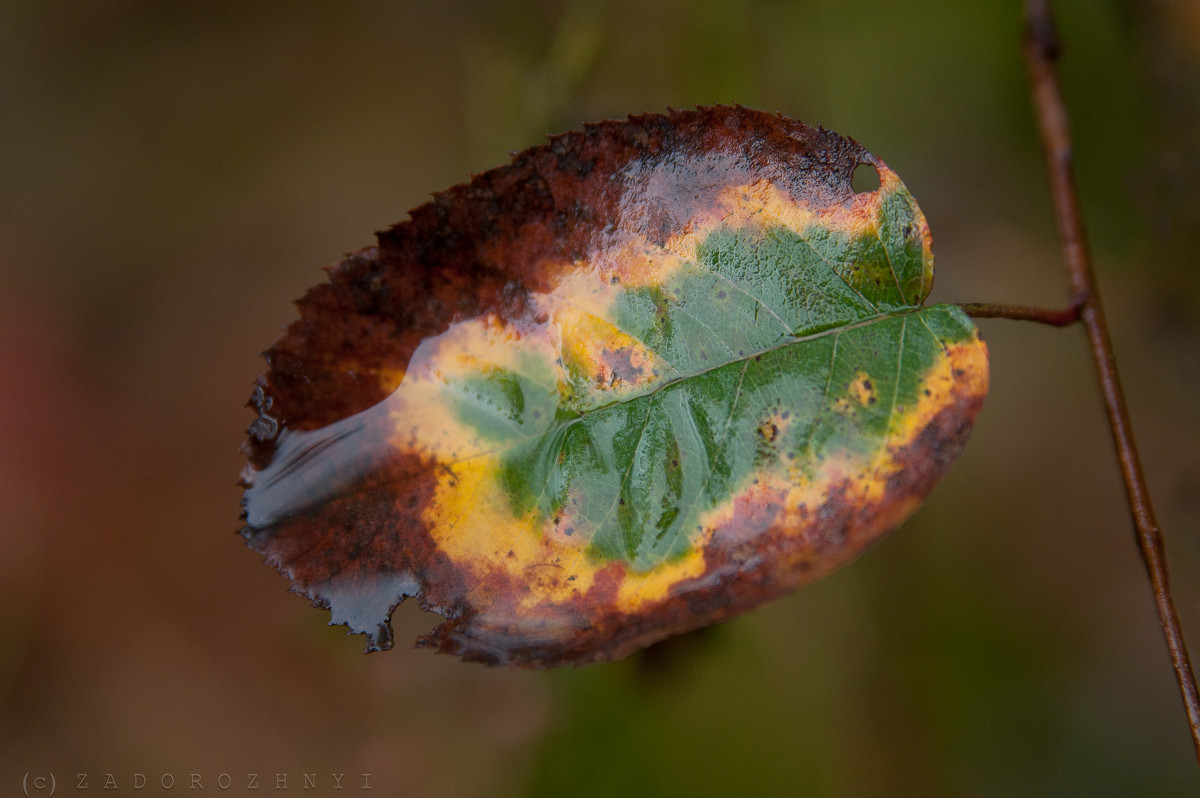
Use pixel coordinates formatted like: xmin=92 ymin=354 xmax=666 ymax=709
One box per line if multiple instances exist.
xmin=885 ymin=335 xmax=990 ymax=451
xmin=849 ymin=371 xmax=878 ymax=408
xmin=422 ymin=455 xmax=601 ymax=608
xmin=614 ymin=546 xmax=709 ymax=612
xmin=558 ymin=310 xmax=671 ymax=400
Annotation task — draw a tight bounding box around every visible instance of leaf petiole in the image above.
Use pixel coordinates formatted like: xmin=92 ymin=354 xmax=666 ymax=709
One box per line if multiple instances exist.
xmin=957 ymin=300 xmax=1082 ymax=327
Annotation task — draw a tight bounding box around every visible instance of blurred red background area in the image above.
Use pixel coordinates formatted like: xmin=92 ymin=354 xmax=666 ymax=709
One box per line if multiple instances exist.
xmin=2 ymin=2 xmax=1199 ymax=795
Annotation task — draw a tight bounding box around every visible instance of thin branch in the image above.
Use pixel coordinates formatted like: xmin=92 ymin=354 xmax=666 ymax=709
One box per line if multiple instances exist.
xmin=959 ymin=301 xmax=1080 ymax=327
xmin=1025 ymin=0 xmax=1200 ymax=761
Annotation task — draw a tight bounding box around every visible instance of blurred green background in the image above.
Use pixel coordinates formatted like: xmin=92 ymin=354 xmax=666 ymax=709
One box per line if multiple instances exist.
xmin=2 ymin=1 xmax=1200 ymax=795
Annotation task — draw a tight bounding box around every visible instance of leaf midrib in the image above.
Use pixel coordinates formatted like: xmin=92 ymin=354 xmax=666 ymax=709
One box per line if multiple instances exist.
xmin=445 ymin=304 xmax=926 ymax=470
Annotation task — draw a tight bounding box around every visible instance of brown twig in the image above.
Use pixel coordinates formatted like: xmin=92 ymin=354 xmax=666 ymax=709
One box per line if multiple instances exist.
xmin=1024 ymin=0 xmax=1200 ymax=762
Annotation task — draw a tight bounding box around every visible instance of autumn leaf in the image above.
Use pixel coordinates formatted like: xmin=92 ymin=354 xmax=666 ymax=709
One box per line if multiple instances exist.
xmin=240 ymin=106 xmax=989 ymax=668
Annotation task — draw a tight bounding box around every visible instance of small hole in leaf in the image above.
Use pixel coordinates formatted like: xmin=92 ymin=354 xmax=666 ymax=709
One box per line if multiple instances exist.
xmin=852 ymin=163 xmax=880 ymax=193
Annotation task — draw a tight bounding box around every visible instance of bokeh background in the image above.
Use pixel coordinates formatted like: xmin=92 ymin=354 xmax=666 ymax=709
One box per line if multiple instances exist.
xmin=3 ymin=1 xmax=1200 ymax=795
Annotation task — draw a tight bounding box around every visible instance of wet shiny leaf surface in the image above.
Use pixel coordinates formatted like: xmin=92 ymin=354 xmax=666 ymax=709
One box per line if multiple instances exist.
xmin=240 ymin=106 xmax=988 ymax=667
